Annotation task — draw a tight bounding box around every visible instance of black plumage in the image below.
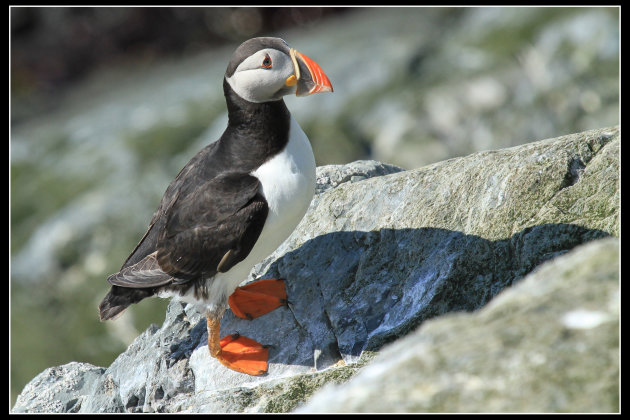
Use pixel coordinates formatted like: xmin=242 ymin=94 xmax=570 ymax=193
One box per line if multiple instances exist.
xmin=99 ymin=54 xmax=292 ymax=321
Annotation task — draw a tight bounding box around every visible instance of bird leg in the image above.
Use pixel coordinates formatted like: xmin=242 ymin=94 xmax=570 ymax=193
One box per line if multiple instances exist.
xmin=228 ymin=278 xmax=288 ymax=320
xmin=205 ymin=278 xmax=285 ymax=375
xmin=206 ymin=315 xmax=268 ymax=375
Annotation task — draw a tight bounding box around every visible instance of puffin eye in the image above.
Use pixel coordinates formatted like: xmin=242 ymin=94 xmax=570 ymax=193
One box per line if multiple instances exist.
xmin=261 ymin=54 xmax=272 ymax=69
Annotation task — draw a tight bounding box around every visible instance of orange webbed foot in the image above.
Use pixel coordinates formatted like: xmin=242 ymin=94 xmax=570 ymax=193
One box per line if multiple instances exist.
xmin=228 ymin=278 xmax=288 ymax=320
xmin=216 ymin=333 xmax=269 ymax=375
xmin=207 ymin=316 xmax=269 ymax=376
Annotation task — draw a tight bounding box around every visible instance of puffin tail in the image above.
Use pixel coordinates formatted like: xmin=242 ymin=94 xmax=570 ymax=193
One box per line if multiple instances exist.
xmin=98 ymin=286 xmax=155 ymax=321
xmin=99 ymin=252 xmax=174 ymax=321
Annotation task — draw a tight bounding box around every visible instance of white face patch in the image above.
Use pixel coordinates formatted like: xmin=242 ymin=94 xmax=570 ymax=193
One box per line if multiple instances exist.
xmin=226 ymin=48 xmax=297 ymax=103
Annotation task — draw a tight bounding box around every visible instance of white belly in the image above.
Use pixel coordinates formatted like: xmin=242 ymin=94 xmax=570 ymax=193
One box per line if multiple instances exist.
xmin=165 ymin=116 xmax=316 ymax=314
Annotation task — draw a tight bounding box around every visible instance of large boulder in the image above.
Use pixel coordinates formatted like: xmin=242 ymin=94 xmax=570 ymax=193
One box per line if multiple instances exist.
xmin=297 ymin=236 xmax=619 ymax=413
xmin=12 ymin=126 xmax=619 ymax=413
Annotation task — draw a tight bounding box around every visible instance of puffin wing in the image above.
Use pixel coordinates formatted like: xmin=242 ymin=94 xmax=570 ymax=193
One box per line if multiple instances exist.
xmin=118 ymin=142 xmax=219 ymax=271
xmin=107 ymin=251 xmax=173 ymax=288
xmin=155 ymin=172 xmax=269 ymax=282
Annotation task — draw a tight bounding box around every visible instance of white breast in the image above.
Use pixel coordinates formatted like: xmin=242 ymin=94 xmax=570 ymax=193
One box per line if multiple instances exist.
xmin=249 ymin=115 xmax=316 ymax=259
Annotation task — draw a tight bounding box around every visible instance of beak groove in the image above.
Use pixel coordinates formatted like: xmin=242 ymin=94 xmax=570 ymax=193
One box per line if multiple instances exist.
xmin=290 ymin=48 xmax=333 ymax=96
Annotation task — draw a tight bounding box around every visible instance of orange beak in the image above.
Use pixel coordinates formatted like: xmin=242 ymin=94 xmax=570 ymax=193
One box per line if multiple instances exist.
xmin=289 ymin=49 xmax=333 ymax=97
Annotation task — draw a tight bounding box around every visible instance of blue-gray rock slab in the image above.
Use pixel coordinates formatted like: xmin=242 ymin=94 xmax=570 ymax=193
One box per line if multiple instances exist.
xmin=296 ymin=236 xmax=620 ymax=413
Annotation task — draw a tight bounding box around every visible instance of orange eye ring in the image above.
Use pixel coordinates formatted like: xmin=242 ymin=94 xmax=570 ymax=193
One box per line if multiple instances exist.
xmin=261 ymin=54 xmax=272 ymax=69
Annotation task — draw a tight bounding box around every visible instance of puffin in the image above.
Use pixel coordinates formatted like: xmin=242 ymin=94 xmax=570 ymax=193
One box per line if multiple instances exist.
xmin=99 ymin=37 xmax=333 ymax=376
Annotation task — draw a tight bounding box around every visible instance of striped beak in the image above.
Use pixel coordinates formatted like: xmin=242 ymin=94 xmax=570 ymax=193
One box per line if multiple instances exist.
xmin=287 ymin=48 xmax=333 ymax=97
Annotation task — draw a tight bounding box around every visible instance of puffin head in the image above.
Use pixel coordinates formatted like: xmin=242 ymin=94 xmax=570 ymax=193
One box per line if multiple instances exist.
xmin=225 ymin=37 xmax=333 ymax=103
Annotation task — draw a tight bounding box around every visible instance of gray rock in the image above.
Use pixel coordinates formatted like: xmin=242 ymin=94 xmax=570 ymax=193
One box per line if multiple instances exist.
xmin=12 ymin=127 xmax=619 ymax=413
xmin=314 ymin=160 xmax=404 ymax=194
xmin=297 ymin=236 xmax=620 ymax=413
xmin=11 ymin=362 xmax=105 ymax=413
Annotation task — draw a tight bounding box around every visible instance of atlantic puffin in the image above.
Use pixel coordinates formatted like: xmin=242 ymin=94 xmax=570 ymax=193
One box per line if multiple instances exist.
xmin=99 ymin=37 xmax=333 ymax=375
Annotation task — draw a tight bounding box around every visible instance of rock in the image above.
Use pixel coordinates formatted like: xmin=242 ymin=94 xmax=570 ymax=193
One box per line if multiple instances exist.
xmin=297 ymin=236 xmax=619 ymax=413
xmin=314 ymin=160 xmax=404 ymax=194
xmin=11 ymin=362 xmax=105 ymax=413
xmin=12 ymin=126 xmax=619 ymax=413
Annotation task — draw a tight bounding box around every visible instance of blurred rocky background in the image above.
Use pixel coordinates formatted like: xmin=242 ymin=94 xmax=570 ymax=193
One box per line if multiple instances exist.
xmin=10 ymin=6 xmax=619 ymax=406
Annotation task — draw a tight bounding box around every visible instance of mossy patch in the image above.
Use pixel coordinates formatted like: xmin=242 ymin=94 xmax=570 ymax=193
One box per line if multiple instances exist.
xmin=261 ymin=352 xmax=377 ymax=413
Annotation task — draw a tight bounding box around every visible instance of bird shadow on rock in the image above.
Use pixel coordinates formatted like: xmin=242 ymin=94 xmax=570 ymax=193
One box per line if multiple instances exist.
xmin=167 ymin=223 xmax=610 ymax=373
